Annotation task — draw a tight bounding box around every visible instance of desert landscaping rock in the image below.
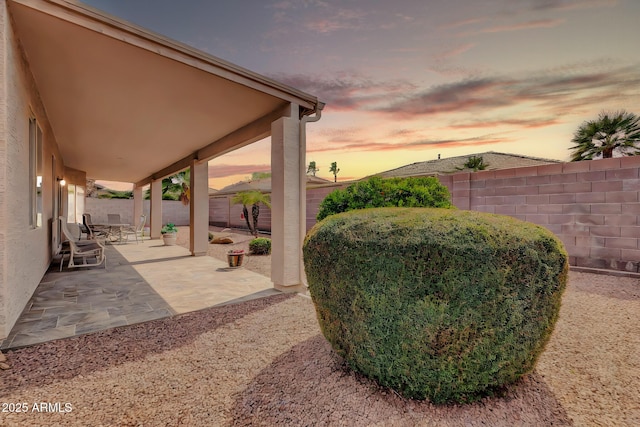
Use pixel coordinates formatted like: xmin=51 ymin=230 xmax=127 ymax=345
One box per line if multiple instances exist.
xmin=0 ymin=362 xmax=9 ymax=370
xmin=0 ymin=228 xmax=637 ymax=425
xmin=0 ymin=351 xmax=6 ymax=362
xmin=211 ymin=236 xmax=234 ymax=244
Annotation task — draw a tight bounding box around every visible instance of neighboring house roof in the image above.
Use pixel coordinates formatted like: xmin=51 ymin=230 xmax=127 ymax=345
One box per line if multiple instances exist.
xmin=213 ymin=175 xmax=332 ymax=195
xmin=373 ymin=152 xmax=561 ymax=178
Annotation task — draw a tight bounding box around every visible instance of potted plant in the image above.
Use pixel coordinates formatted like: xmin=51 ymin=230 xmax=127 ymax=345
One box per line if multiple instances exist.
xmin=227 ymin=249 xmax=245 ymax=267
xmin=161 ymin=223 xmax=178 ymax=246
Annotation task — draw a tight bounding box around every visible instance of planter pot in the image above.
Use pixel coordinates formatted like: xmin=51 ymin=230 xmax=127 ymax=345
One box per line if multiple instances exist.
xmin=227 ymin=253 xmax=244 ymax=268
xmin=162 ymin=232 xmax=177 ymax=246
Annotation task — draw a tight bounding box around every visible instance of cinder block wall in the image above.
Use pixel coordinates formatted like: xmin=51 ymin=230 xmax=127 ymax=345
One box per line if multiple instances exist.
xmin=439 ymin=156 xmax=640 ymax=273
xmin=209 ymin=195 xmax=272 ymax=232
xmin=306 ymin=183 xmax=345 ymax=230
xmin=210 ymin=158 xmax=640 ymax=274
xmin=85 ymin=199 xmax=190 ymax=226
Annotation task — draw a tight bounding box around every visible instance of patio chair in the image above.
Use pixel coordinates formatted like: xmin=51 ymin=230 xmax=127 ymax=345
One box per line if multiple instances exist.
xmin=83 ymin=213 xmax=107 ymax=238
xmin=59 ymin=217 xmax=106 ymax=270
xmin=121 ymin=214 xmax=146 ymax=243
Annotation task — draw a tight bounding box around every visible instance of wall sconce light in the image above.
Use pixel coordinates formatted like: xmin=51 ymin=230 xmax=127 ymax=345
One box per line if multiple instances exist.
xmin=57 ymin=177 xmax=66 ymax=186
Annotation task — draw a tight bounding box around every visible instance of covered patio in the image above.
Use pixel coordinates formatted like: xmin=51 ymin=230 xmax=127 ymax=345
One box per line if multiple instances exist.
xmin=1 ymin=238 xmax=279 ymax=350
xmin=1 ymin=0 xmax=322 ymax=343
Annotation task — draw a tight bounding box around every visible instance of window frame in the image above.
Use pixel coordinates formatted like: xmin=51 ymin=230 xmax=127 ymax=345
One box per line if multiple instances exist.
xmin=29 ymin=115 xmax=43 ymax=229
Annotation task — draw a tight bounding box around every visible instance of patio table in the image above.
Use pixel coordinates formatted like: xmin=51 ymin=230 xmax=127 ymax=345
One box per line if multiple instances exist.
xmin=94 ymin=223 xmax=130 ymax=244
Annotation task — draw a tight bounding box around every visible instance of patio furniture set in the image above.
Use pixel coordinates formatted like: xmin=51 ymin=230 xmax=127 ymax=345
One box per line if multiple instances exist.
xmin=57 ymin=214 xmax=146 ymax=271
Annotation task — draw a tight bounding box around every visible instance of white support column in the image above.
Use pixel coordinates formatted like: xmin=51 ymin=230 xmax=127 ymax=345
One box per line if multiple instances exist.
xmin=150 ymin=179 xmax=162 ymax=239
xmin=133 ymin=185 xmax=143 ymax=227
xmin=190 ymin=160 xmax=209 ymax=256
xmin=271 ymin=106 xmax=304 ymax=292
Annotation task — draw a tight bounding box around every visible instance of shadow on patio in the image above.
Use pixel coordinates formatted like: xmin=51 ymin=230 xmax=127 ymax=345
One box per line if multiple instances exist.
xmin=1 ymin=240 xmax=278 ymax=350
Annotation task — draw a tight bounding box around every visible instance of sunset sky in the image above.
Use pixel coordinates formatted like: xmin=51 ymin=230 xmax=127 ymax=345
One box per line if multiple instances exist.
xmin=81 ymin=0 xmax=640 ymax=190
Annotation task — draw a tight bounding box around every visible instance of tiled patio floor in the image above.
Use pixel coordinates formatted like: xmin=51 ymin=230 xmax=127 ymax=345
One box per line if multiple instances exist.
xmin=1 ymin=239 xmax=278 ymax=350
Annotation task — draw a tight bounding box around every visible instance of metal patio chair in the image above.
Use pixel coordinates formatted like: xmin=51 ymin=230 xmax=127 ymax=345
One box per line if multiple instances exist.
xmin=59 ymin=217 xmax=106 ymax=270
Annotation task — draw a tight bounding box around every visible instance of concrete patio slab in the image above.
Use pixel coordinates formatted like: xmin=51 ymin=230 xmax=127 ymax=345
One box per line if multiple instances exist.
xmin=1 ymin=239 xmax=278 ymax=350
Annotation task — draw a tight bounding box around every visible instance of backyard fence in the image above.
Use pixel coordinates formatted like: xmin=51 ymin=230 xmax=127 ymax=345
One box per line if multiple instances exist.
xmin=85 ymin=199 xmax=190 ymax=226
xmin=89 ymin=156 xmax=640 ymax=275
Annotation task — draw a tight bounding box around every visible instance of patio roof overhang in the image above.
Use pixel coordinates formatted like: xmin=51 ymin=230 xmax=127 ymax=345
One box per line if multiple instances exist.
xmin=8 ymin=0 xmax=320 ymax=186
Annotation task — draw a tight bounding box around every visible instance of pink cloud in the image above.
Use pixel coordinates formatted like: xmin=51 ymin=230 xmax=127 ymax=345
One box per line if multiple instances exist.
xmin=269 ymin=71 xmax=416 ymax=111
xmin=439 ymin=17 xmax=487 ymax=30
xmin=308 ymin=134 xmax=514 ymax=153
xmin=433 ymin=43 xmax=476 ymax=60
xmin=531 ymin=0 xmax=617 ymax=12
xmin=478 ymin=18 xmax=565 ymax=33
xmin=452 ymin=117 xmax=561 ymax=129
xmin=378 ymin=66 xmax=640 ymax=119
xmin=208 ymin=163 xmax=270 ymax=179
xmin=304 ymin=9 xmax=366 ymax=33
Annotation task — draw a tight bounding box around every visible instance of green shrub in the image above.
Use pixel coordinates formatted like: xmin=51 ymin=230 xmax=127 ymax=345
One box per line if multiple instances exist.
xmin=303 ymin=207 xmax=568 ymax=403
xmin=161 ymin=223 xmax=177 ymax=234
xmin=249 ymin=237 xmax=271 ymax=255
xmin=316 ymin=176 xmax=452 ymax=221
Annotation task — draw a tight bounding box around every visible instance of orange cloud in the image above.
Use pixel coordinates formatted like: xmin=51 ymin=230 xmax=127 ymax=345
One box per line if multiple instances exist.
xmin=208 ymin=163 xmax=270 ymax=178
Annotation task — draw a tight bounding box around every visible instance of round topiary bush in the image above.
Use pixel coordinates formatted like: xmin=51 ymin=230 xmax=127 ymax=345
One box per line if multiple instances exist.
xmin=249 ymin=237 xmax=271 ymax=255
xmin=316 ymin=176 xmax=453 ymax=221
xmin=303 ymin=207 xmax=568 ymax=404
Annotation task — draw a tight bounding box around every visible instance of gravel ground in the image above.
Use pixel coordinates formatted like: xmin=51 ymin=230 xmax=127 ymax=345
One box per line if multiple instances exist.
xmin=192 ymin=227 xmax=272 ymax=278
xmin=0 ymin=238 xmax=638 ymax=425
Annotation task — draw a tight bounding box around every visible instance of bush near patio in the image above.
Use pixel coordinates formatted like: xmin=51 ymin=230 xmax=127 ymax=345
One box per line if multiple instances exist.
xmin=316 ymin=176 xmax=452 ymax=221
xmin=303 ymin=207 xmax=568 ymax=404
xmin=249 ymin=237 xmax=271 ymax=255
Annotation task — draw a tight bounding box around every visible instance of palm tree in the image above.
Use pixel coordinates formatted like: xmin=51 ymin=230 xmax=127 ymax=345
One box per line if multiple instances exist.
xmin=329 ymin=161 xmax=340 ymax=182
xmin=162 ymin=170 xmax=190 ymax=205
xmin=231 ymin=190 xmax=271 ymax=237
xmin=570 ymin=110 xmax=640 ymax=161
xmin=307 ymin=161 xmax=319 ymax=176
xmin=458 ymin=155 xmax=489 ymax=171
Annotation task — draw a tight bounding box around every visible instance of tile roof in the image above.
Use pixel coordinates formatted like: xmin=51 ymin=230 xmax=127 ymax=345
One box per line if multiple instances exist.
xmin=373 ymin=151 xmax=561 ymax=178
xmin=213 ymin=175 xmax=332 ymax=195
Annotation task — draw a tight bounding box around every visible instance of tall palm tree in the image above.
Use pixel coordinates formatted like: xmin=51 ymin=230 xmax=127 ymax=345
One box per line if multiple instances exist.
xmin=231 ymin=190 xmax=271 ymax=237
xmin=570 ymin=110 xmax=640 ymax=161
xmin=307 ymin=161 xmax=319 ymax=176
xmin=329 ymin=161 xmax=340 ymax=182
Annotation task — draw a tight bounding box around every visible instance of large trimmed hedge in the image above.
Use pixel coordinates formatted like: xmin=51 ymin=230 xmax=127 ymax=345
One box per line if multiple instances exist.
xmin=303 ymin=208 xmax=568 ymax=403
xmin=316 ymin=176 xmax=452 ymax=221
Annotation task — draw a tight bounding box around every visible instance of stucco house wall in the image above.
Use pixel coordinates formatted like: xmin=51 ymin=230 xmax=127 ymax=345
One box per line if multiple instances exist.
xmin=0 ymin=1 xmax=67 ymax=340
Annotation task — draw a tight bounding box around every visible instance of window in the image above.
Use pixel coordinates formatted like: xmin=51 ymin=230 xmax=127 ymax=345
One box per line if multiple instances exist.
xmin=29 ymin=116 xmax=43 ymax=228
xmin=67 ymin=184 xmax=85 ymax=224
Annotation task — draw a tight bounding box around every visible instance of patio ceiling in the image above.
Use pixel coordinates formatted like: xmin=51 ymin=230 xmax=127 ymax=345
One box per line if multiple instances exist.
xmin=9 ymin=0 xmax=319 ymax=184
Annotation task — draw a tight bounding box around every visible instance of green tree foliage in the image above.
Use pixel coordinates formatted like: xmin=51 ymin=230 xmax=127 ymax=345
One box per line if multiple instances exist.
xmin=316 ymin=176 xmax=452 ymax=221
xmin=162 ymin=170 xmax=190 ymax=205
xmin=250 ymin=172 xmax=271 ymax=180
xmin=97 ymin=190 xmax=133 ymax=199
xmin=459 ymin=155 xmax=489 ymax=171
xmin=307 ymin=161 xmax=319 ymax=176
xmin=231 ymin=190 xmax=271 ymax=237
xmin=570 ymin=110 xmax=640 ymax=161
xmin=304 ymin=207 xmax=568 ymax=403
xmin=141 ymin=170 xmax=194 ymax=201
xmin=329 ymin=161 xmax=340 ymax=182
xmin=249 ymin=237 xmax=271 ymax=255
